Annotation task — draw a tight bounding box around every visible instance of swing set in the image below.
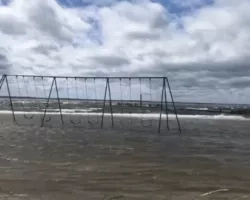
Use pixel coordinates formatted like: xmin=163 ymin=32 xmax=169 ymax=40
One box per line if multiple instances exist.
xmin=0 ymin=74 xmax=181 ymax=133
xmin=139 ymin=78 xmax=153 ymax=127
xmin=118 ymin=78 xmax=133 ymax=126
xmin=85 ymin=78 xmax=100 ymax=125
xmin=64 ymin=77 xmax=100 ymax=125
xmin=118 ymin=78 xmax=154 ymax=127
xmin=66 ymin=77 xmax=81 ymax=125
xmin=16 ymin=76 xmax=34 ymax=120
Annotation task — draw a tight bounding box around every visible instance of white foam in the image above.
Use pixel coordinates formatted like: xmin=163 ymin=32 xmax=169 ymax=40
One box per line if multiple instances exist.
xmin=186 ymin=107 xmax=209 ymax=111
xmin=43 ymin=108 xmax=101 ymax=113
xmin=0 ymin=110 xmax=248 ymax=120
xmin=177 ymin=114 xmax=249 ymax=120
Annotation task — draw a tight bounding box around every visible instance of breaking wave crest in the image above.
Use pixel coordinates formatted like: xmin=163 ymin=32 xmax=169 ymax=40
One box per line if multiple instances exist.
xmin=0 ymin=110 xmax=248 ymax=120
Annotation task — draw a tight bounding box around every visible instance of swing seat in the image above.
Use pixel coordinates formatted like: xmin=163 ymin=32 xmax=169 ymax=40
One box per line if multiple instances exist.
xmin=16 ymin=76 xmax=35 ymax=120
xmin=24 ymin=114 xmax=34 ymax=120
xmin=70 ymin=119 xmax=81 ymax=125
xmin=45 ymin=117 xmax=51 ymax=122
xmin=88 ymin=120 xmax=99 ymax=125
xmin=66 ymin=78 xmax=82 ymax=125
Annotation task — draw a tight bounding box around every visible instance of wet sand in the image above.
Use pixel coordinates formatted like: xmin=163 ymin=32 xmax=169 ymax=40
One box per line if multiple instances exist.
xmin=0 ymin=114 xmax=250 ymax=199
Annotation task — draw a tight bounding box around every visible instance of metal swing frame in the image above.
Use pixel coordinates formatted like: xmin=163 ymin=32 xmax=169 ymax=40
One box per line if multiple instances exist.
xmin=41 ymin=77 xmax=64 ymax=127
xmin=41 ymin=77 xmax=52 ymax=123
xmin=139 ymin=78 xmax=153 ymax=128
xmin=118 ymin=78 xmax=135 ymax=126
xmin=0 ymin=75 xmax=181 ymax=133
xmin=128 ymin=78 xmax=133 ymax=125
xmin=33 ymin=77 xmax=52 ymax=123
xmin=118 ymin=78 xmax=127 ymax=126
xmin=85 ymin=78 xmax=100 ymax=125
xmin=16 ymin=76 xmax=34 ymax=120
xmin=66 ymin=77 xmax=81 ymax=125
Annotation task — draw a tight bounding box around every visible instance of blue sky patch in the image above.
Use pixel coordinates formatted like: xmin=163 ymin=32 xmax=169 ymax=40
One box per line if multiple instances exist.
xmin=57 ymin=0 xmax=215 ymax=14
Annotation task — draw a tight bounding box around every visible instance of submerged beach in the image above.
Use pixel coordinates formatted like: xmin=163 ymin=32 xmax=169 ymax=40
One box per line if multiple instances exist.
xmin=0 ymin=113 xmax=250 ymax=199
xmin=0 ymin=0 xmax=249 ymax=198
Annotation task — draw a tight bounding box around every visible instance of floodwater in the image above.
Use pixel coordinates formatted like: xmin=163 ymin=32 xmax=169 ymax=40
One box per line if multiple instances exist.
xmin=0 ymin=114 xmax=250 ymax=199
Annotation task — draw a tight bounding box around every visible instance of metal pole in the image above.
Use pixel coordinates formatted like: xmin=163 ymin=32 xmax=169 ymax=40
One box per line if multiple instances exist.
xmin=158 ymin=78 xmax=165 ymax=133
xmin=166 ymin=77 xmax=181 ymax=133
xmin=5 ymin=76 xmax=16 ymax=122
xmin=41 ymin=78 xmax=55 ymax=127
xmin=164 ymin=78 xmax=169 ymax=130
xmin=5 ymin=75 xmax=166 ymax=79
xmin=101 ymin=78 xmax=108 ymax=128
xmin=107 ymin=78 xmax=114 ymax=127
xmin=0 ymin=75 xmax=5 ymax=103
xmin=140 ymin=94 xmax=142 ymax=107
xmin=54 ymin=77 xmax=64 ymax=125
xmin=0 ymin=75 xmax=4 ymax=91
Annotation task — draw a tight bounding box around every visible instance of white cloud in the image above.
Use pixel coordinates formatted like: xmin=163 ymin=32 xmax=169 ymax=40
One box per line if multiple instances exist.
xmin=0 ymin=0 xmax=250 ymax=103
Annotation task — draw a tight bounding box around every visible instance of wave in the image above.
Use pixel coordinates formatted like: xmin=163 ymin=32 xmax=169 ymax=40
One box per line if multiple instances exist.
xmin=0 ymin=110 xmax=248 ymax=120
xmin=185 ymin=107 xmax=209 ymax=111
xmin=177 ymin=114 xmax=249 ymax=120
xmin=43 ymin=108 xmax=101 ymax=113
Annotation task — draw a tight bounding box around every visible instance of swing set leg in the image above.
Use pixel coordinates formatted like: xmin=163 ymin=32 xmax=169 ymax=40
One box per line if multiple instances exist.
xmin=101 ymin=78 xmax=114 ymax=129
xmin=41 ymin=78 xmax=55 ymax=127
xmin=158 ymin=78 xmax=165 ymax=133
xmin=5 ymin=76 xmax=16 ymax=122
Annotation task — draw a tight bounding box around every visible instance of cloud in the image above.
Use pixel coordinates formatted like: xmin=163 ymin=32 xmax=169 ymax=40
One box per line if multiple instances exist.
xmin=89 ymin=54 xmax=130 ymax=67
xmin=0 ymin=0 xmax=250 ymax=103
xmin=0 ymin=48 xmax=10 ymax=74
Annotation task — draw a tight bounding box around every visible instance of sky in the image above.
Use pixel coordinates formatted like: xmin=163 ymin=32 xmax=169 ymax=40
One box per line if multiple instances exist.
xmin=0 ymin=0 xmax=250 ymax=103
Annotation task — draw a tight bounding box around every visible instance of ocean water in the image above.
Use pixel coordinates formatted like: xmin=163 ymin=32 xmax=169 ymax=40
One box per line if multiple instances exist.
xmin=0 ymin=100 xmax=250 ymax=199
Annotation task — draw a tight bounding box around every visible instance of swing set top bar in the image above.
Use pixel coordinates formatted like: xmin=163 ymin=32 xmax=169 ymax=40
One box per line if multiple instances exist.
xmin=2 ymin=74 xmax=167 ymax=79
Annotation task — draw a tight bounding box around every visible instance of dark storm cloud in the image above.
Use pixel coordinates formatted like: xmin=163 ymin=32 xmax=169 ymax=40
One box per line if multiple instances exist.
xmin=153 ymin=61 xmax=250 ymax=77
xmin=204 ymin=64 xmax=250 ymax=79
xmin=227 ymin=79 xmax=250 ymax=89
xmin=0 ymin=15 xmax=27 ymax=35
xmin=150 ymin=13 xmax=168 ymax=29
xmin=126 ymin=31 xmax=160 ymax=40
xmin=89 ymin=55 xmax=130 ymax=67
xmin=124 ymin=59 xmax=250 ymax=92
xmin=27 ymin=1 xmax=73 ymax=42
xmin=0 ymin=53 xmax=10 ymax=74
xmin=32 ymin=44 xmax=59 ymax=56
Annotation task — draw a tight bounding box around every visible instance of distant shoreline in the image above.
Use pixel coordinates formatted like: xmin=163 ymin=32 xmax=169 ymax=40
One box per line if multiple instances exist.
xmin=0 ymin=97 xmax=250 ymax=106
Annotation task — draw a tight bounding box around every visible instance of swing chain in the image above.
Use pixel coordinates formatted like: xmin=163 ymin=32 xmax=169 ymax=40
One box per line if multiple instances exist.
xmin=85 ymin=78 xmax=99 ymax=125
xmin=33 ymin=77 xmax=39 ymax=98
xmin=75 ymin=77 xmax=79 ymax=100
xmin=15 ymin=76 xmax=34 ymax=120
xmin=140 ymin=78 xmax=153 ymax=128
xmin=67 ymin=77 xmax=81 ymax=125
xmin=42 ymin=77 xmax=47 ymax=97
xmin=41 ymin=77 xmax=51 ymax=122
